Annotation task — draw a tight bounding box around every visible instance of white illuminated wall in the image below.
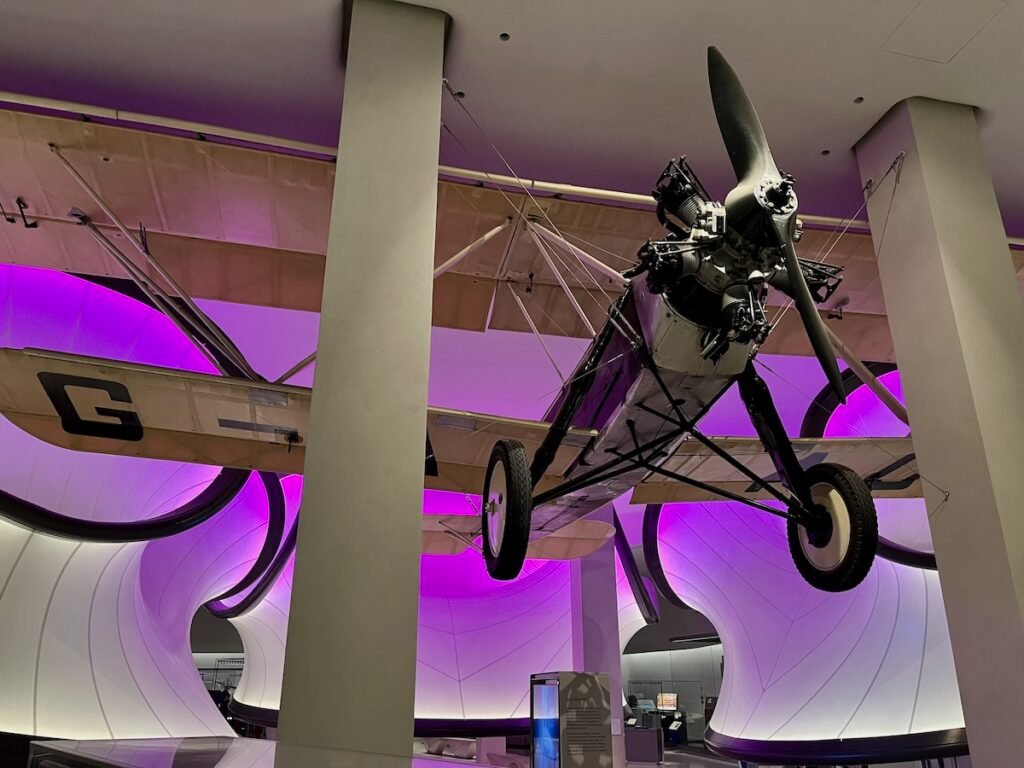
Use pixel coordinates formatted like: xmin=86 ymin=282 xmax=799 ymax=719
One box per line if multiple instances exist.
xmin=655 ymin=502 xmax=963 ymax=741
xmin=0 ymin=265 xmax=967 ymax=749
xmin=615 ymin=553 xmax=647 ymax=656
xmin=0 ymin=266 xmax=275 ymax=738
xmin=229 ymin=497 xmax=576 ymax=720
xmin=229 ymin=555 xmax=294 ymax=713
xmin=209 ymin=302 xmax=588 ymax=721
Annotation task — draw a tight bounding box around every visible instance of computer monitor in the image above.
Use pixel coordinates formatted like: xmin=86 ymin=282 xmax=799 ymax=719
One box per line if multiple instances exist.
xmin=637 ymin=699 xmax=656 ymax=712
xmin=656 ymin=692 xmax=677 ymax=711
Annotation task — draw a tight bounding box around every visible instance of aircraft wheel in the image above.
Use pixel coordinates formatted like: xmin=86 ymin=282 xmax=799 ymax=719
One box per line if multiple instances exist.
xmin=788 ymin=463 xmax=878 ymax=593
xmin=482 ymin=439 xmax=533 ymax=580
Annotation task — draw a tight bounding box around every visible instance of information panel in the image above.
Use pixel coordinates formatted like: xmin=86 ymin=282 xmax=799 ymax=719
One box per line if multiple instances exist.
xmin=531 ymin=672 xmax=612 ymax=768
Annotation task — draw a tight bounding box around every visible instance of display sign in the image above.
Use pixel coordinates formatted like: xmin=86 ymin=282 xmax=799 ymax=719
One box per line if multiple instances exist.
xmin=532 ymin=679 xmax=560 ymax=768
xmin=530 ymin=672 xmax=612 ymax=768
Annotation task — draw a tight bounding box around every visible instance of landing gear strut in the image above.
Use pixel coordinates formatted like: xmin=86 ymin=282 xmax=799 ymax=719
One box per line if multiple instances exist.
xmin=739 ymin=363 xmax=878 ymax=591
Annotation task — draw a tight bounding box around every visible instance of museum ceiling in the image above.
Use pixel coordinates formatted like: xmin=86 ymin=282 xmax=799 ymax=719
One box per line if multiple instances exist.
xmin=2 ymin=1 xmax=1023 ymax=231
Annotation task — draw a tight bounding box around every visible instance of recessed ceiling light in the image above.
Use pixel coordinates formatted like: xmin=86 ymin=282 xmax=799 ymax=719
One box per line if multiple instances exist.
xmin=853 ymin=96 xmax=865 ymax=104
xmin=820 ymin=149 xmax=831 ymax=156
xmin=499 ymin=32 xmax=510 ymax=41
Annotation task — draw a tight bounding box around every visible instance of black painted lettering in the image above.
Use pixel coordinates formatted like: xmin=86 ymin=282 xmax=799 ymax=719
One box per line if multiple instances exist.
xmin=38 ymin=372 xmax=144 ymax=441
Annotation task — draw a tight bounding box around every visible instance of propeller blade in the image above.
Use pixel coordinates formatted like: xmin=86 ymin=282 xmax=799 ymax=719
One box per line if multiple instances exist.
xmin=771 ymin=215 xmax=847 ymax=404
xmin=707 ymin=46 xmax=778 ymax=184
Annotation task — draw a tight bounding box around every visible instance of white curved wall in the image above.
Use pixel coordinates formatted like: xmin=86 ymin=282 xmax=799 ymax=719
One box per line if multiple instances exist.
xmin=0 ymin=454 xmax=277 ymax=738
xmin=0 ymin=267 xmax=273 ymax=738
xmin=230 ymin=558 xmax=295 ymax=711
xmin=0 ymin=269 xmax=966 ymax=746
xmin=615 ymin=552 xmax=646 ymax=655
xmin=656 ymin=502 xmax=963 ymax=741
xmin=231 ymin=488 xmax=576 ymax=720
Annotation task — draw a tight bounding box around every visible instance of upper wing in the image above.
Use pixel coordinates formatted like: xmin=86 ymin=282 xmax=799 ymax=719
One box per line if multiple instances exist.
xmin=0 ymin=346 xmax=594 ymax=494
xmin=0 ymin=107 xmax=899 ymax=361
xmin=632 ymin=436 xmax=920 ymax=503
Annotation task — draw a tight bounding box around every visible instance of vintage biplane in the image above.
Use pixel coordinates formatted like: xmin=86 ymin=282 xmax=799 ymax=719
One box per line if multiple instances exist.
xmin=0 ymin=48 xmax=919 ymax=592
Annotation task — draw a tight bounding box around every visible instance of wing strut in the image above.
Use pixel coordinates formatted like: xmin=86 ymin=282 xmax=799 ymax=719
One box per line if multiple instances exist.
xmin=76 ymin=215 xmax=233 ymax=377
xmin=825 ymin=325 xmax=910 ymax=426
xmin=433 ymin=217 xmax=513 ymax=278
xmin=274 ymin=350 xmax=318 ymax=384
xmin=529 ymin=222 xmax=629 ymax=288
xmin=49 ymin=143 xmax=261 ymax=381
xmin=505 ymin=282 xmax=566 ymax=383
xmin=526 ymin=225 xmax=597 ymax=337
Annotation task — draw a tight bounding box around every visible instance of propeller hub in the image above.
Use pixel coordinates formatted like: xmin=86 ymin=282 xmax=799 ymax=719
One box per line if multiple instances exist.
xmin=756 ymin=175 xmax=797 ymax=216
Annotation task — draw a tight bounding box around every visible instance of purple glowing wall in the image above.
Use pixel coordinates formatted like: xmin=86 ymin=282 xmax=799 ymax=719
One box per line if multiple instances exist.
xmin=0 ymin=265 xmax=273 ymax=738
xmin=0 ymin=264 xmax=962 ymax=747
xmin=644 ymin=366 xmax=960 ymax=743
xmin=826 ymin=370 xmax=933 ymax=554
xmin=229 ymin=485 xmax=575 ymax=719
xmin=654 ymin=503 xmax=961 ymax=740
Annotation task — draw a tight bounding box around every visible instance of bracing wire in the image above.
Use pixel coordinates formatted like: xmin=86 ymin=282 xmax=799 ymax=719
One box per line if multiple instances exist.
xmin=753 ymin=356 xmax=949 ymax=502
xmin=769 ymin=152 xmax=905 ymax=331
xmin=441 ymin=84 xmax=645 ymax=344
xmin=442 ymin=120 xmax=637 ymax=343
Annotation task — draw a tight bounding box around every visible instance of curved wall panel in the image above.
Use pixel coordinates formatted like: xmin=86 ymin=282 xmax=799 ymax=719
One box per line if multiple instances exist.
xmin=230 ymin=555 xmax=295 ymax=712
xmin=0 ymin=446 xmax=275 ymax=739
xmin=823 ymin=371 xmax=934 ymax=556
xmin=615 ymin=552 xmax=646 ymax=655
xmin=229 ymin=477 xmax=301 ymax=711
xmin=0 ymin=266 xmax=271 ymax=738
xmin=656 ymin=503 xmax=963 ymax=742
xmin=231 ymin=488 xmax=575 ymax=720
xmin=415 ymin=548 xmax=572 ymax=720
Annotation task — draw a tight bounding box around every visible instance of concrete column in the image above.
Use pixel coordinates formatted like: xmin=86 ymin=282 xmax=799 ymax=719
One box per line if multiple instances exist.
xmin=571 ymin=505 xmax=627 ymax=767
xmin=855 ymin=98 xmax=1024 ymax=767
xmin=277 ymin=0 xmax=445 ymax=754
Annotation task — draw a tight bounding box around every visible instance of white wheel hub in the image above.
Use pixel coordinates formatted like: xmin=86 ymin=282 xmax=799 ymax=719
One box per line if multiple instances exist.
xmin=799 ymin=482 xmax=852 ymax=572
xmin=486 ymin=460 xmax=508 ymax=555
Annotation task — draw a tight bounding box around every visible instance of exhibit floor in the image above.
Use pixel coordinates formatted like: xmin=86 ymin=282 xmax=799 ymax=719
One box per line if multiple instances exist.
xmin=28 ymin=737 xmax=745 ymax=768
xmin=643 ymin=753 xmax=736 ymax=768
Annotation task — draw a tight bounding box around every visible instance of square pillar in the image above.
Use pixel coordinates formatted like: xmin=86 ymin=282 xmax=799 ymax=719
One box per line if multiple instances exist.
xmin=277 ymin=0 xmax=446 ymax=755
xmin=855 ymin=97 xmax=1024 ymax=767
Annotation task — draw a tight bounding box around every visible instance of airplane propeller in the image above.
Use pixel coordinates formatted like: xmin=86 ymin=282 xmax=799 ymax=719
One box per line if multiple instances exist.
xmin=707 ymin=46 xmax=846 ymax=404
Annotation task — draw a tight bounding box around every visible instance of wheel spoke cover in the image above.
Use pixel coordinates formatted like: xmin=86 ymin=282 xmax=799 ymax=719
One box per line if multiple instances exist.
xmin=487 ymin=462 xmax=507 ymax=555
xmin=481 ymin=439 xmax=533 ymax=580
xmin=800 ymin=483 xmax=852 ymax=572
xmin=786 ymin=462 xmax=877 ymax=592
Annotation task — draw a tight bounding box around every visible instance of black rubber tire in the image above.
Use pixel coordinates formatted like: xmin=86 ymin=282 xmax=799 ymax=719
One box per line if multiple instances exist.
xmin=482 ymin=439 xmax=533 ymax=580
xmin=787 ymin=462 xmax=878 ymax=593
